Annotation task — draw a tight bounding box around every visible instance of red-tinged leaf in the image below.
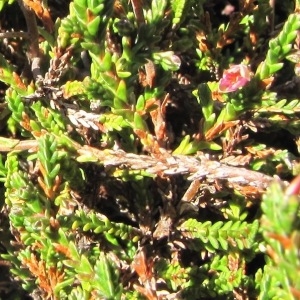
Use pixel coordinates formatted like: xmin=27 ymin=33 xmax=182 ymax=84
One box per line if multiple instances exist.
xmin=20 ymin=112 xmax=32 ymax=132
xmin=87 ymin=15 xmax=101 ymax=36
xmin=71 ymin=32 xmax=83 ymax=39
xmin=285 ymin=174 xmax=300 ymax=196
xmin=113 ymin=0 xmax=126 ymax=17
xmin=144 ymin=98 xmax=158 ymax=112
xmin=23 ymin=0 xmax=54 ymax=32
xmin=21 ymin=254 xmax=61 ymax=297
xmin=231 ymin=184 xmax=262 ymax=199
xmin=52 ymin=243 xmax=72 ymax=258
xmin=267 ymin=233 xmax=293 ymax=249
xmin=139 ymin=60 xmax=156 ymax=88
xmin=150 ymin=101 xmax=167 ymax=146
xmin=86 ymin=8 xmax=95 ymax=23
xmin=205 ymin=120 xmax=239 ymax=141
xmin=12 ymin=72 xmax=26 ymax=91
xmin=245 ymin=145 xmax=277 ymax=159
xmin=134 ymin=129 xmax=162 ymax=154
xmin=291 ymin=288 xmax=300 ymax=300
xmin=131 ymin=250 xmax=153 ymax=283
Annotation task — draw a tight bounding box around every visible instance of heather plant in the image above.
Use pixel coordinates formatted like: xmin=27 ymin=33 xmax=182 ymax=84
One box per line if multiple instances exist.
xmin=0 ymin=0 xmax=300 ymax=299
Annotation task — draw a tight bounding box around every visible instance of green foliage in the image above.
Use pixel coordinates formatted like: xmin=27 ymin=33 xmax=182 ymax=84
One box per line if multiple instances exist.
xmin=0 ymin=0 xmax=13 ymax=10
xmin=71 ymin=209 xmax=141 ymax=248
xmin=0 ymin=0 xmax=300 ymax=298
xmin=258 ymin=179 xmax=300 ymax=299
xmin=257 ymin=13 xmax=300 ymax=79
xmin=179 ymin=218 xmax=259 ymax=252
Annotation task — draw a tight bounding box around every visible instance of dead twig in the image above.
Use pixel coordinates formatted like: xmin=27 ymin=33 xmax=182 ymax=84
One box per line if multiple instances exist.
xmin=0 ymin=137 xmax=279 ymax=199
xmin=78 ymin=145 xmax=276 ymax=196
xmin=0 ymin=31 xmax=29 ymax=39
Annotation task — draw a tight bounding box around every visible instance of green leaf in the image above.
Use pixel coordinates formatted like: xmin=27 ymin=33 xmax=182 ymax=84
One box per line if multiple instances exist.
xmin=0 ymin=0 xmax=15 ymax=11
xmin=116 ymin=71 xmax=131 ymax=78
xmin=219 ymin=236 xmax=228 ymax=251
xmin=73 ymin=2 xmax=87 ymax=24
xmin=91 ymin=51 xmax=112 ymax=72
xmin=83 ymin=222 xmax=93 ymax=231
xmin=94 ymin=226 xmax=104 ymax=234
xmin=54 ymin=278 xmax=75 ymax=295
xmin=93 ymin=253 xmax=120 ymax=299
xmin=0 ymin=137 xmax=20 ymax=149
xmin=282 ymin=44 xmax=292 ymax=55
xmin=116 ymin=80 xmax=127 ymax=103
xmin=171 ymin=0 xmax=188 ymax=25
xmin=258 ymin=62 xmax=270 ymax=79
xmin=268 ymin=62 xmax=283 ymax=74
xmin=217 ymin=103 xmax=237 ymax=122
xmin=287 ymin=31 xmax=297 ymax=43
xmin=208 ymin=235 xmax=219 ymax=249
xmin=48 ymin=163 xmax=60 ymax=179
xmin=211 ymin=221 xmax=223 ymax=231
xmin=68 ymin=241 xmax=81 ymax=261
xmin=136 ymin=95 xmax=145 ymax=111
xmin=89 ymin=3 xmax=104 ymax=15
xmin=81 ymin=42 xmax=101 ymax=54
xmin=77 ymin=154 xmax=99 ymax=162
xmin=152 ymin=51 xmax=181 ymax=71
xmin=113 ymin=97 xmax=125 ymax=109
xmin=197 ymin=83 xmax=214 ymax=120
xmin=133 ymin=112 xmax=147 ymax=131
xmin=78 ymin=255 xmax=94 ymax=274
xmin=87 ymin=15 xmax=101 ymax=36
xmin=173 ymin=135 xmax=191 ymax=154
xmin=29 ymin=120 xmax=41 ymax=132
xmin=104 ymin=232 xmax=119 ymax=246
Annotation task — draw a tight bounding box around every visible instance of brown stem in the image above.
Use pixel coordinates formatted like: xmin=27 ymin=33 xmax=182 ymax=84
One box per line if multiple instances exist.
xmin=78 ymin=145 xmax=280 ymax=198
xmin=17 ymin=0 xmax=42 ymax=80
xmin=0 ymin=137 xmax=281 ymax=200
xmin=268 ymin=0 xmax=275 ymax=32
xmin=130 ymin=0 xmax=145 ymax=26
xmin=0 ymin=31 xmax=29 ymax=39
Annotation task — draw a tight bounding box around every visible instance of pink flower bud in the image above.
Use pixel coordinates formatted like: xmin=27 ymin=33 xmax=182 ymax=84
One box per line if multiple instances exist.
xmin=219 ymin=64 xmax=251 ymax=93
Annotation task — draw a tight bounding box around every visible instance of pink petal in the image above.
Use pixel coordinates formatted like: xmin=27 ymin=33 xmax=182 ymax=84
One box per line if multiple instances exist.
xmin=218 ymin=64 xmax=251 ymax=93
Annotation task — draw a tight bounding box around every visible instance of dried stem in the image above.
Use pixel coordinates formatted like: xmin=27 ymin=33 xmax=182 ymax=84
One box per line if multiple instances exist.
xmin=0 ymin=137 xmax=276 ymax=199
xmin=17 ymin=0 xmax=42 ymax=80
xmin=78 ymin=145 xmax=276 ymax=196
xmin=130 ymin=0 xmax=145 ymax=26
xmin=268 ymin=0 xmax=275 ymax=32
xmin=0 ymin=31 xmax=29 ymax=39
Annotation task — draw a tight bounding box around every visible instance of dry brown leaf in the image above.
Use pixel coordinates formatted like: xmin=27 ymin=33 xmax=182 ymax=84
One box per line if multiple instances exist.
xmin=205 ymin=120 xmax=240 ymax=141
xmin=23 ymin=0 xmax=54 ymax=32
